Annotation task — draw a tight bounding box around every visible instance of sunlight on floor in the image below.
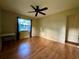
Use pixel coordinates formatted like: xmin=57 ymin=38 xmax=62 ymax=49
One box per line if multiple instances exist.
xmin=18 ymin=42 xmax=31 ymax=59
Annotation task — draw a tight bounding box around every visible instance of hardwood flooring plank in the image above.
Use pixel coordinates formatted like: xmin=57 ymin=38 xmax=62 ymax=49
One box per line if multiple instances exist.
xmin=0 ymin=37 xmax=79 ymax=59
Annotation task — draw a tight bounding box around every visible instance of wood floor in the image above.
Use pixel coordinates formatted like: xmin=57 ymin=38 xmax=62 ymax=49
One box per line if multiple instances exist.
xmin=0 ymin=36 xmax=79 ymax=59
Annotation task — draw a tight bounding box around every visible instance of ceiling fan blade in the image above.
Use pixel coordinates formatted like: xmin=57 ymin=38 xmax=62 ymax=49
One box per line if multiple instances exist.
xmin=31 ymin=5 xmax=36 ymax=10
xmin=37 ymin=6 xmax=39 ymax=9
xmin=39 ymin=12 xmax=46 ymax=15
xmin=35 ymin=12 xmax=38 ymax=16
xmin=35 ymin=6 xmax=39 ymax=11
xmin=39 ymin=7 xmax=48 ymax=11
xmin=28 ymin=11 xmax=35 ymax=13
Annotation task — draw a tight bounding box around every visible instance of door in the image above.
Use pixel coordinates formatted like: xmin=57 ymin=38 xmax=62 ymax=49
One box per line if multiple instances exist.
xmin=67 ymin=14 xmax=79 ymax=44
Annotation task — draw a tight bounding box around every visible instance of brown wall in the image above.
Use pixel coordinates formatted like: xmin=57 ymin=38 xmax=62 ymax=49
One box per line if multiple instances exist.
xmin=1 ymin=9 xmax=39 ymax=37
xmin=0 ymin=8 xmax=2 ymax=50
xmin=1 ymin=10 xmax=18 ymax=34
xmin=0 ymin=8 xmax=1 ymax=34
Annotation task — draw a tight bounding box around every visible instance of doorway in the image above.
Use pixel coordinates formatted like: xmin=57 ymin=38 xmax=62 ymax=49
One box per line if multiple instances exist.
xmin=17 ymin=17 xmax=32 ymax=40
xmin=66 ymin=14 xmax=79 ymax=45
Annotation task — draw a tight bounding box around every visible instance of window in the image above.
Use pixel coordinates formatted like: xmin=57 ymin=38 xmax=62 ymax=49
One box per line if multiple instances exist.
xmin=18 ymin=18 xmax=31 ymax=32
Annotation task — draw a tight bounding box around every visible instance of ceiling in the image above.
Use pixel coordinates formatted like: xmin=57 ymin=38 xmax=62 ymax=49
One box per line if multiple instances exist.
xmin=0 ymin=0 xmax=79 ymax=18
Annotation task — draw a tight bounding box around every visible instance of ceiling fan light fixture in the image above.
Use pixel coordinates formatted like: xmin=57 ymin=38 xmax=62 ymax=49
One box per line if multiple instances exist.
xmin=28 ymin=5 xmax=48 ymax=17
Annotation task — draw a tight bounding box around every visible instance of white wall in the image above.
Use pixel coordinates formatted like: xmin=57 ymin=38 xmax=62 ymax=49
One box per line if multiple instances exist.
xmin=40 ymin=14 xmax=66 ymax=43
xmin=32 ymin=19 xmax=40 ymax=36
xmin=39 ymin=7 xmax=79 ymax=43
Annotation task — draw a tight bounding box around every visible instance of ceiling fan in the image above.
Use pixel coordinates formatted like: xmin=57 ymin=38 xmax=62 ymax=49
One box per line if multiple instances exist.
xmin=28 ymin=5 xmax=48 ymax=17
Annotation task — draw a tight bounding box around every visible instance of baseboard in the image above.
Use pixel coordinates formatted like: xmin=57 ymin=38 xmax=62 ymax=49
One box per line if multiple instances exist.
xmin=34 ymin=35 xmax=65 ymax=44
xmin=0 ymin=33 xmax=16 ymax=37
xmin=66 ymin=41 xmax=79 ymax=46
xmin=1 ymin=33 xmax=16 ymax=41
